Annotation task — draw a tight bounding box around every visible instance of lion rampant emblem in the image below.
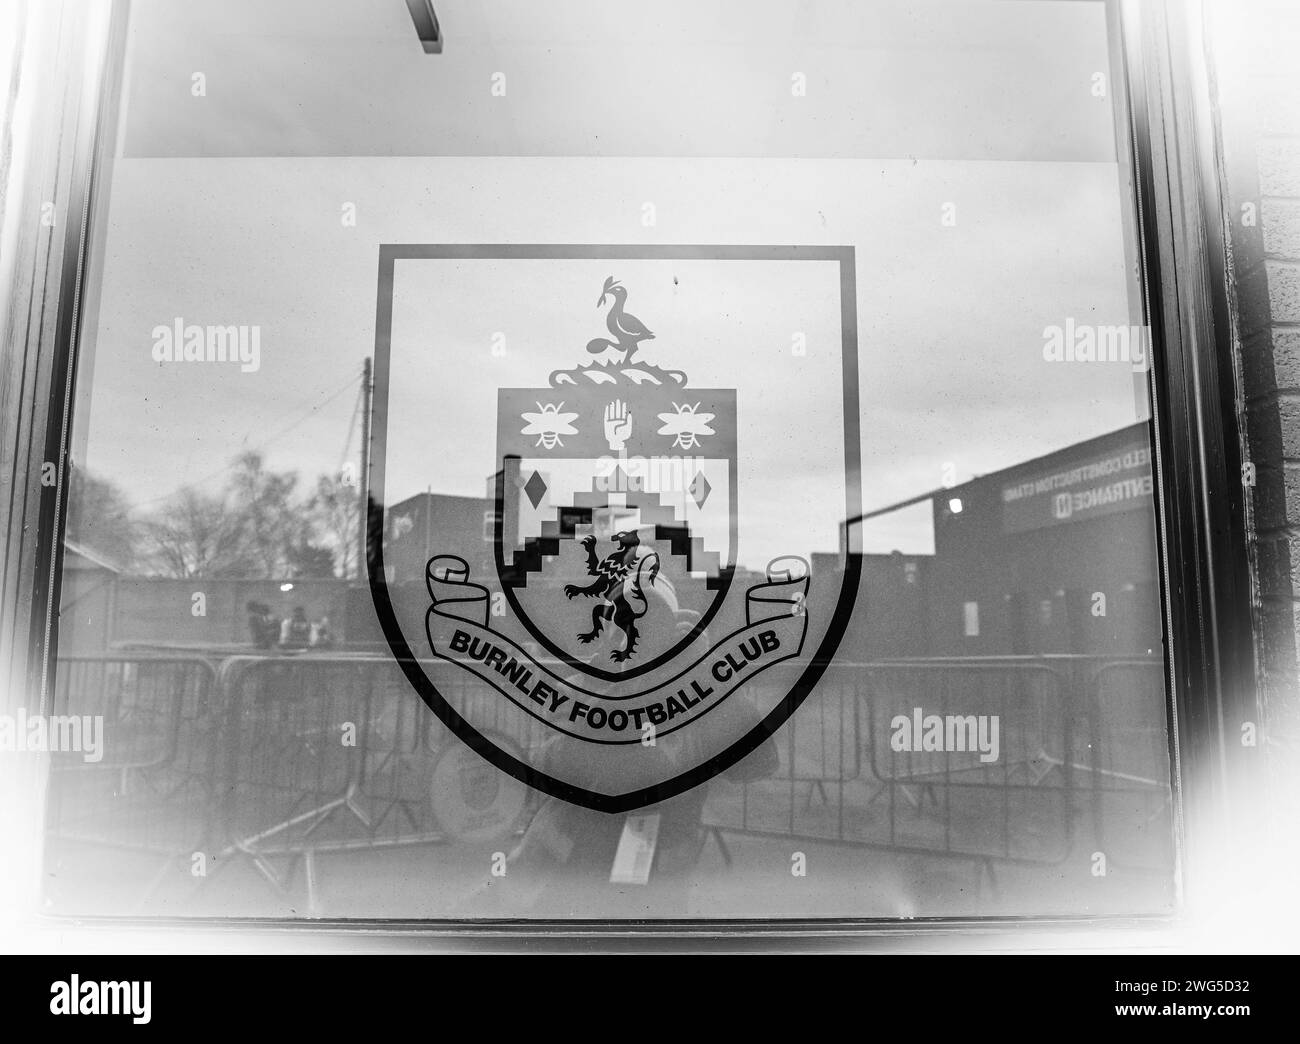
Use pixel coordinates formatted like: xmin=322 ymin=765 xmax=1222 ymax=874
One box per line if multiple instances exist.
xmin=563 ymin=531 xmax=661 ymax=662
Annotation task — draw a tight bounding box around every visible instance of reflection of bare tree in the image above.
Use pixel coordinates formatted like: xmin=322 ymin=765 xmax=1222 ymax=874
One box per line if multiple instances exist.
xmin=65 ymin=454 xmax=361 ymax=580
xmin=228 ymin=452 xmax=302 ymax=577
xmin=64 ymin=468 xmax=139 ymax=568
xmin=309 ymin=473 xmax=361 ymax=580
xmin=143 ymin=487 xmax=253 ymax=578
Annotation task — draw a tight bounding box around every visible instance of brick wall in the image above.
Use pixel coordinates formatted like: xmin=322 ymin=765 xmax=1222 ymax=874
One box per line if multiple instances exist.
xmin=1211 ymin=1 xmax=1300 ymax=778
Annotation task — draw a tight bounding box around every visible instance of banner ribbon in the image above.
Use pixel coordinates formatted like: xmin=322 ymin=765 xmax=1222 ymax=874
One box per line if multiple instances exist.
xmin=425 ymin=555 xmax=809 ymax=745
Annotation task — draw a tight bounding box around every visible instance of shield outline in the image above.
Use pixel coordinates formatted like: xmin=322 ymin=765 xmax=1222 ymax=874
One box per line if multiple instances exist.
xmin=368 ymin=244 xmax=862 ymax=813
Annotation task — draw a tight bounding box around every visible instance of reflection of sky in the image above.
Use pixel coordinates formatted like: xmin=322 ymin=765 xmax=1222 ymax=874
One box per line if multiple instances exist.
xmin=72 ymin=0 xmax=1146 ymax=560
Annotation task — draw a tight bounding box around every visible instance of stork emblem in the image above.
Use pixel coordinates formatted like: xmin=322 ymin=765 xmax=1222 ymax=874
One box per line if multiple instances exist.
xmin=548 ymin=276 xmax=686 ymax=388
xmin=367 ymin=244 xmax=862 ymax=813
xmin=587 ymin=276 xmax=654 ymax=367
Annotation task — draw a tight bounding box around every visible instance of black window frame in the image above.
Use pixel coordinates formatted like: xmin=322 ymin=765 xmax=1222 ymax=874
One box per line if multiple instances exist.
xmin=0 ymin=0 xmax=1257 ymax=948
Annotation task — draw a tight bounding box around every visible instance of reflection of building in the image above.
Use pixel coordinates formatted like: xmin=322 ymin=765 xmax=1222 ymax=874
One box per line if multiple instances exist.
xmin=57 ymin=541 xmax=123 ymax=653
xmin=376 ymin=423 xmax=1161 ymax=662
xmin=812 ymin=550 xmax=930 ymax=659
xmin=347 ymin=490 xmax=497 ymax=647
xmin=845 ymin=422 xmax=1160 ymax=658
xmin=377 ymin=491 xmax=497 ymax=582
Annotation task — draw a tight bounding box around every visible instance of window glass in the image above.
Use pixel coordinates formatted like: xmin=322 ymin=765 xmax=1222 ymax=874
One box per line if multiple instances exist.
xmin=48 ymin=0 xmax=1174 ymax=920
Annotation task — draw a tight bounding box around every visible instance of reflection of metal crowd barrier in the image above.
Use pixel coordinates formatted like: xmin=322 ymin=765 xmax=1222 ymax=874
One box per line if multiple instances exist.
xmin=702 ymin=656 xmax=1173 ymax=883
xmin=44 ymin=651 xmax=1173 ymax=907
xmin=204 ymin=654 xmax=544 ymax=909
xmin=44 ymin=656 xmax=224 ymax=881
xmin=1076 ymin=657 xmax=1172 ymax=872
xmin=861 ymin=660 xmax=1072 ymax=871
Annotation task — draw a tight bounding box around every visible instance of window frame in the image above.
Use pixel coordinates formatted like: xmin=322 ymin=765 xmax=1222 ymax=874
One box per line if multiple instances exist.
xmin=0 ymin=0 xmax=1255 ymax=946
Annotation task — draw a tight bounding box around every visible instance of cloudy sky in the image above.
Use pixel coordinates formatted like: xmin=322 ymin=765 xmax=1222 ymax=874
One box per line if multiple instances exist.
xmin=72 ymin=0 xmax=1147 ymax=561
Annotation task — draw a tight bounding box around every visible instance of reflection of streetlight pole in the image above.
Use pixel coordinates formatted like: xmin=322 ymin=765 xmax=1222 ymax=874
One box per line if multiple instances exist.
xmin=424 ymin=484 xmax=431 ymax=569
xmin=357 ymin=357 xmax=372 ymax=580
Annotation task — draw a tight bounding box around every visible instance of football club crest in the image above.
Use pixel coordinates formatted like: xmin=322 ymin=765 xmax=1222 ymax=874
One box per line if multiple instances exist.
xmin=369 ymin=246 xmax=862 ymax=812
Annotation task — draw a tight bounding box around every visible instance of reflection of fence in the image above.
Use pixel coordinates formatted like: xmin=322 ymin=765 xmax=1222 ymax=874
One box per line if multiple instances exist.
xmin=701 ymin=657 xmax=1174 ymax=878
xmin=212 ymin=657 xmax=542 ymax=879
xmin=214 ymin=656 xmax=430 ymax=886
xmin=1078 ymin=658 xmax=1172 ymax=872
xmin=862 ymin=659 xmax=1072 ymax=868
xmin=45 ymin=656 xmax=223 ymax=856
xmin=44 ymin=653 xmax=547 ymax=908
xmin=43 ymin=652 xmax=1173 ymax=906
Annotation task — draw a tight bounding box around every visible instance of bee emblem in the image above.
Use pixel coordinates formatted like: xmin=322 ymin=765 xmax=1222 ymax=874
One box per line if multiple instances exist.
xmin=520 ymin=401 xmax=579 ymax=449
xmin=656 ymin=401 xmax=715 ymax=451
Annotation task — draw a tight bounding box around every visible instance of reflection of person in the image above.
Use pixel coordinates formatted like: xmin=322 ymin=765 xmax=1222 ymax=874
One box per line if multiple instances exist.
xmin=246 ymin=601 xmax=278 ymax=649
xmin=280 ymin=606 xmax=311 ymax=649
xmin=311 ymin=615 xmax=334 ymax=648
xmin=494 ymin=556 xmax=778 ymax=918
